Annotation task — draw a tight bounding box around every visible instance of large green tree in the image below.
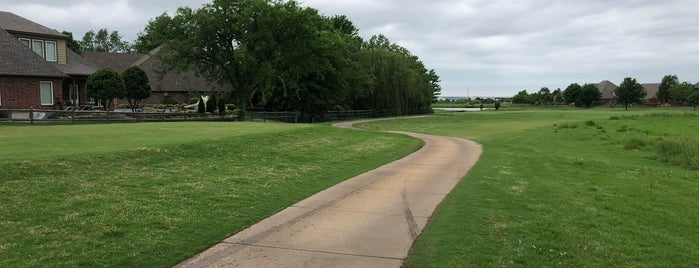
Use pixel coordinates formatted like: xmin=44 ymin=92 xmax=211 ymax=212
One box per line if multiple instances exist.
xmin=615 ymin=77 xmax=646 ymax=110
xmin=657 ymin=74 xmax=678 ymax=104
xmin=133 ymin=13 xmax=173 ymax=53
xmin=262 ymin=4 xmax=357 ymax=121
xmin=154 ymin=0 xmax=285 ymax=120
xmin=537 ymin=87 xmax=551 ymax=105
xmin=358 ymin=34 xmax=435 ymax=115
xmin=563 ymin=83 xmax=582 ymax=105
xmin=61 ymin=31 xmax=82 ymax=55
xmin=86 ymin=68 xmax=126 ymax=110
xmin=122 ymin=66 xmax=151 ymax=112
xmin=688 ymin=89 xmax=699 ymax=110
xmin=512 ymin=90 xmax=532 ymax=104
xmin=578 ymin=83 xmax=602 ymax=108
xmin=552 ymin=88 xmax=563 ymax=105
xmin=669 ymin=82 xmax=694 ymax=105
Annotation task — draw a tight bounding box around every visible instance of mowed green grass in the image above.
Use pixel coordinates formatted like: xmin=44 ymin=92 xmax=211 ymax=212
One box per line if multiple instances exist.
xmin=0 ymin=122 xmax=421 ymax=267
xmin=362 ymin=108 xmax=699 ymax=267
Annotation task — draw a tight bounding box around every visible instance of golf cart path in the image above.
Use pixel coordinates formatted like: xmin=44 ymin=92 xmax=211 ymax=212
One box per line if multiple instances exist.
xmin=175 ymin=118 xmax=483 ymax=268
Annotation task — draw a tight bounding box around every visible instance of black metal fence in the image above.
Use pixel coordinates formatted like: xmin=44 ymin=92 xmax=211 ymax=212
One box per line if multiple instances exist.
xmin=0 ymin=108 xmax=394 ymax=124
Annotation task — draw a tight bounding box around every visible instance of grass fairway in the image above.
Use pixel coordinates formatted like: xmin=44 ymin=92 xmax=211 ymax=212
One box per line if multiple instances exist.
xmin=362 ymin=108 xmax=698 ymax=267
xmin=0 ymin=122 xmax=421 ymax=267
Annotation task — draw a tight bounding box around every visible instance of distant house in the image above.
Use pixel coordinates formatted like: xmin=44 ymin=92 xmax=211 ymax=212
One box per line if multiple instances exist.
xmin=593 ymin=80 xmax=618 ymax=104
xmin=641 ymin=83 xmax=661 ymax=104
xmin=83 ymin=46 xmax=225 ymax=105
xmin=0 ymin=11 xmax=95 ymax=110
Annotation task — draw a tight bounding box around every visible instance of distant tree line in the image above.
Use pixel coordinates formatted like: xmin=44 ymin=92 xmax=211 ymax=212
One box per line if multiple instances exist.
xmin=512 ymin=74 xmax=699 ymax=110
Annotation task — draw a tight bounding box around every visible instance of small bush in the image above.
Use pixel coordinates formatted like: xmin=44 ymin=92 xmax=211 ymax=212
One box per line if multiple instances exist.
xmin=617 ymin=125 xmax=631 ymax=132
xmin=657 ymin=138 xmax=699 ymax=170
xmin=624 ymin=138 xmax=646 ymax=150
xmin=585 ymin=120 xmax=596 ymax=127
xmin=557 ymin=123 xmax=578 ymax=129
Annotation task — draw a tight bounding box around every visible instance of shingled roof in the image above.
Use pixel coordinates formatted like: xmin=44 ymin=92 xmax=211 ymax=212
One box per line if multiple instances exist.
xmin=595 ymin=80 xmax=618 ymax=100
xmin=642 ymin=83 xmax=660 ymax=99
xmin=52 ymin=50 xmax=96 ymax=76
xmin=0 ymin=28 xmax=66 ymax=77
xmin=82 ymin=52 xmax=145 ymax=72
xmin=83 ymin=48 xmax=223 ymax=92
xmin=0 ymin=11 xmax=65 ymax=38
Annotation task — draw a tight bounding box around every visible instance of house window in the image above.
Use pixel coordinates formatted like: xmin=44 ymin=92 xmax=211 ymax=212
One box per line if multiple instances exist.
xmin=19 ymin=38 xmax=30 ymax=47
xmin=32 ymin=40 xmax=44 ymax=58
xmin=40 ymin=81 xmax=53 ymax=105
xmin=45 ymin=41 xmax=57 ymax=62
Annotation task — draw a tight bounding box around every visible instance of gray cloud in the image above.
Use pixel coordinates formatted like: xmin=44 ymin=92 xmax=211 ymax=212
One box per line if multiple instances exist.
xmin=3 ymin=0 xmax=699 ymax=97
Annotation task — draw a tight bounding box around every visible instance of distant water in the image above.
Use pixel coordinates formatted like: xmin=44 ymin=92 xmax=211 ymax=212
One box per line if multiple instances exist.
xmin=434 ymin=108 xmax=487 ymax=112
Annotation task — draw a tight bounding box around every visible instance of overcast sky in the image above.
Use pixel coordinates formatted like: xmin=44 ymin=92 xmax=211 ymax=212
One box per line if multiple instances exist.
xmin=3 ymin=0 xmax=699 ymax=97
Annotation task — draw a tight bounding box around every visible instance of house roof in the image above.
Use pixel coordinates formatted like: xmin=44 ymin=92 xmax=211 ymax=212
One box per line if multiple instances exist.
xmin=0 ymin=28 xmax=66 ymax=77
xmin=642 ymin=83 xmax=660 ymax=99
xmin=83 ymin=48 xmax=223 ymax=92
xmin=82 ymin=52 xmax=146 ymax=72
xmin=53 ymin=49 xmax=97 ymax=76
xmin=0 ymin=11 xmax=66 ymax=38
xmin=595 ymin=80 xmax=618 ymax=100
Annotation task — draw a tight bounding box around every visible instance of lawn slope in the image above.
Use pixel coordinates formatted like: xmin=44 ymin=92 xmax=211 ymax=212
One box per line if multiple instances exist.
xmin=364 ymin=109 xmax=698 ymax=267
xmin=0 ymin=122 xmax=421 ymax=267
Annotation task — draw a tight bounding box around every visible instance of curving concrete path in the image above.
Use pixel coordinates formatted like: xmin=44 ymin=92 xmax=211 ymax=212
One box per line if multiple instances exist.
xmin=175 ymin=119 xmax=482 ymax=268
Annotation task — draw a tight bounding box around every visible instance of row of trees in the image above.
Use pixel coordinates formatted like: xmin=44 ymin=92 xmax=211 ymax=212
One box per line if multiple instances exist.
xmin=513 ymin=85 xmax=603 ymax=107
xmin=513 ymin=75 xmax=699 ymax=110
xmin=78 ymin=0 xmax=440 ymax=120
xmin=62 ymin=29 xmax=133 ymax=54
xmin=658 ymin=75 xmax=699 ymax=107
xmin=137 ymin=0 xmax=439 ymax=120
xmin=85 ymin=66 xmax=151 ymax=111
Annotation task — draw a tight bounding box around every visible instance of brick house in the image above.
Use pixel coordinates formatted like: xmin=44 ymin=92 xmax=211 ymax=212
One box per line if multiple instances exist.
xmin=0 ymin=11 xmax=95 ymax=110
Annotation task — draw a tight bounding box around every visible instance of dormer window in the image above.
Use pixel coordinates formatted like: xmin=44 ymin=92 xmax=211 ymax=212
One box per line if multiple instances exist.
xmin=19 ymin=38 xmax=30 ymax=47
xmin=45 ymin=41 xmax=57 ymax=62
xmin=32 ymin=40 xmax=44 ymax=57
xmin=18 ymin=38 xmax=57 ymax=62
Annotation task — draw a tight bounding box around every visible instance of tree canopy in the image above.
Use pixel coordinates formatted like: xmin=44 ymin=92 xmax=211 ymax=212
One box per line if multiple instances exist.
xmin=578 ymin=84 xmax=602 ymax=108
xmin=689 ymin=89 xmax=699 ymax=110
xmin=147 ymin=0 xmax=439 ymax=121
xmin=61 ymin=31 xmax=82 ymax=55
xmin=669 ymin=82 xmax=695 ymax=105
xmin=80 ymin=29 xmax=132 ymax=53
xmin=615 ymin=77 xmax=646 ymax=110
xmin=122 ymin=66 xmax=151 ymax=112
xmin=657 ymin=74 xmax=678 ymax=104
xmin=563 ymin=83 xmax=582 ymax=105
xmin=86 ymin=68 xmax=126 ymax=110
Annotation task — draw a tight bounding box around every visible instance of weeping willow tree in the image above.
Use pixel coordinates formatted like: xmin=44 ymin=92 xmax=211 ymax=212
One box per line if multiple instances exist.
xmin=359 ymin=35 xmax=437 ymax=116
